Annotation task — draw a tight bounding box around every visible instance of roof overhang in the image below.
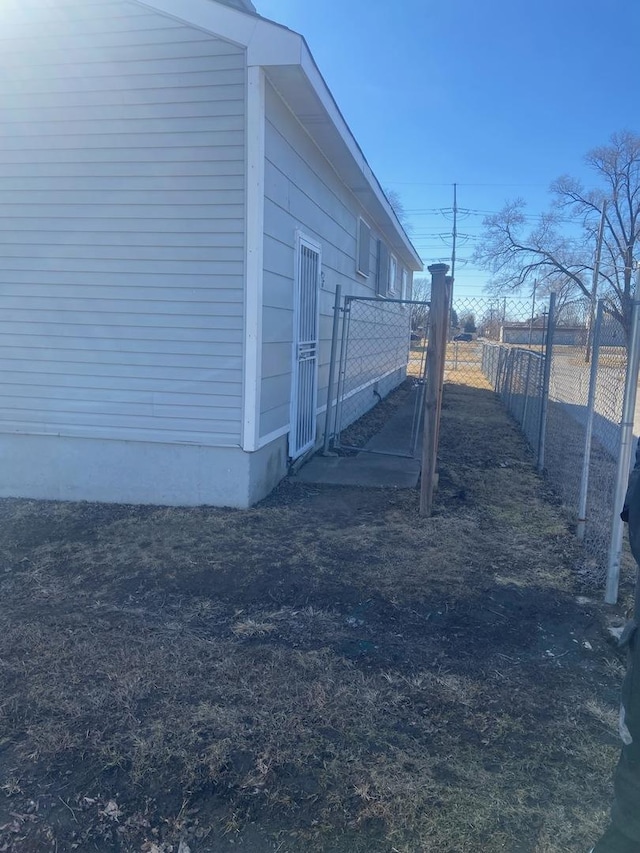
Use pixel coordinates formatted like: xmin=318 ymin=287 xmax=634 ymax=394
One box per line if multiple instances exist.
xmin=135 ymin=0 xmax=423 ymax=271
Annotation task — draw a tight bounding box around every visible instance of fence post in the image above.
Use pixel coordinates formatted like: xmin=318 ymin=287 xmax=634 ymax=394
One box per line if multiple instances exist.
xmin=322 ymin=284 xmax=342 ymax=454
xmin=434 ymin=276 xmax=453 ymax=452
xmin=537 ymin=292 xmax=556 ymax=472
xmin=606 ymin=278 xmax=640 ymax=604
xmin=522 ymin=352 xmax=533 ymax=435
xmin=516 ymin=351 xmax=526 ymax=423
xmin=576 ymin=299 xmax=604 ymax=540
xmin=420 ymin=263 xmax=450 ymax=516
xmin=332 ymin=296 xmax=352 ymax=449
xmin=506 ymin=349 xmax=515 ymax=413
xmin=497 ymin=347 xmax=506 ymax=395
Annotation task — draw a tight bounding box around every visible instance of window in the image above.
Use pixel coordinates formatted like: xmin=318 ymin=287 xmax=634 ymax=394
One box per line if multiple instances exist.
xmin=356 ymin=218 xmax=371 ymax=277
xmin=376 ymin=240 xmax=389 ymax=296
xmin=401 ymin=268 xmax=409 ymax=300
xmin=388 ymin=254 xmax=398 ymax=295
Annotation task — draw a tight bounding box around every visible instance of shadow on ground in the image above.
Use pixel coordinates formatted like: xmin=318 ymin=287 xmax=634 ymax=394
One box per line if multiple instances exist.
xmin=0 ymin=382 xmax=633 ymax=853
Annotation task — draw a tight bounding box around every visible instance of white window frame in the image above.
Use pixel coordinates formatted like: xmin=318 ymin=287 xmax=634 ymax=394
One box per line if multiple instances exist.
xmin=388 ymin=254 xmax=398 ymax=295
xmin=375 ymin=239 xmax=387 ymax=297
xmin=356 ymin=217 xmax=371 ymax=278
xmin=401 ymin=268 xmax=409 ymax=300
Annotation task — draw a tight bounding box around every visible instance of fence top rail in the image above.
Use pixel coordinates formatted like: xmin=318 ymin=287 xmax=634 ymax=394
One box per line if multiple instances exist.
xmin=602 ymin=303 xmax=622 ymax=317
xmin=344 ymin=295 xmax=430 ymax=307
xmin=481 ymin=341 xmax=544 ymax=359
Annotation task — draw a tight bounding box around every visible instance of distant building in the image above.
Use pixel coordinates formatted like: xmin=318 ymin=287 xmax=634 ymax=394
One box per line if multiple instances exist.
xmin=500 ymin=321 xmax=624 ymax=347
xmin=501 ymin=324 xmax=588 ymax=346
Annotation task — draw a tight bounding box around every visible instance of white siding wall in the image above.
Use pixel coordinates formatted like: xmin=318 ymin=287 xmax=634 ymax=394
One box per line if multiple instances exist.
xmin=260 ymin=81 xmax=406 ymax=443
xmin=0 ymin=0 xmax=246 ymax=447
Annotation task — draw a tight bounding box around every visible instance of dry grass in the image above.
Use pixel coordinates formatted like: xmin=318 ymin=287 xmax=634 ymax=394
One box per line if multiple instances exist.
xmin=0 ymin=381 xmax=631 ymax=852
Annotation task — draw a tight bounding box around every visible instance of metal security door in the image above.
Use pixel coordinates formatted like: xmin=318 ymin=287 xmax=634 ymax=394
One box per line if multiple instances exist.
xmin=290 ymin=234 xmax=321 ymax=458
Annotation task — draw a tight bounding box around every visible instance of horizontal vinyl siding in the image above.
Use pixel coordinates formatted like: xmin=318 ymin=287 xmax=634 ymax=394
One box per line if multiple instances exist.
xmin=0 ymin=0 xmax=246 ymax=446
xmin=260 ymin=82 xmax=398 ymax=441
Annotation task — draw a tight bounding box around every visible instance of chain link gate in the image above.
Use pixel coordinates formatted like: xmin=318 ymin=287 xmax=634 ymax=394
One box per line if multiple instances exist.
xmin=325 ymin=295 xmax=430 ymax=458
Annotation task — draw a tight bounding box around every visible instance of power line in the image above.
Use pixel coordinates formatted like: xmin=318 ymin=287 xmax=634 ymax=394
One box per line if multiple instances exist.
xmin=405 ymin=207 xmax=578 ymax=224
xmin=385 ymin=181 xmax=550 ymax=188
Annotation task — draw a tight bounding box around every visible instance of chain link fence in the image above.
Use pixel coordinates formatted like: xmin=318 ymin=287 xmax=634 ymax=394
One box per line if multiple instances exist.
xmin=329 ymin=296 xmax=428 ymax=455
xmin=544 ymin=305 xmax=628 ymax=577
xmin=482 ymin=345 xmax=545 ymax=449
xmin=444 ymin=296 xmax=535 ymax=389
xmin=478 ymin=295 xmax=636 ymax=585
xmin=322 ymin=287 xmax=638 ymax=595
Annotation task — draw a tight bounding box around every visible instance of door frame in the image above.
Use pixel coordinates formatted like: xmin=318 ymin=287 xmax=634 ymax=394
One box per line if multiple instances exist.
xmin=289 ymin=231 xmax=322 ymax=459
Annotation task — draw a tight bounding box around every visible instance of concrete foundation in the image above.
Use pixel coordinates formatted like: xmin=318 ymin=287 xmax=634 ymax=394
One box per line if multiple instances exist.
xmin=0 ymin=432 xmax=289 ymax=508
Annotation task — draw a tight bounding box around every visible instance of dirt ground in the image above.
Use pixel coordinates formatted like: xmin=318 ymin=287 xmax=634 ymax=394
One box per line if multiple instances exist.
xmin=0 ymin=382 xmax=635 ymax=852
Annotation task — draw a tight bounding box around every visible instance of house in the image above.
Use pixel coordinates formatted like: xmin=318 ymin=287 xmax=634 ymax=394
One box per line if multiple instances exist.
xmin=0 ymin=0 xmax=423 ymax=507
xmin=502 ymin=323 xmax=626 ymax=348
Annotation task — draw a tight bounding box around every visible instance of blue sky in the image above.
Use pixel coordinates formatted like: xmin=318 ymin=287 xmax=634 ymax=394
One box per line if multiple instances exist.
xmin=257 ymin=0 xmax=638 ymax=295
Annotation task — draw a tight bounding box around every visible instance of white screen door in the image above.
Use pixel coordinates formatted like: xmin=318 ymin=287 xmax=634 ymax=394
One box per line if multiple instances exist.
xmin=290 ymin=234 xmax=321 ymax=459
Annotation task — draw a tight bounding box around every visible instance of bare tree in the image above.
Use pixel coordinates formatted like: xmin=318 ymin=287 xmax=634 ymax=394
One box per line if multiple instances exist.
xmin=384 ymin=187 xmax=411 ymax=232
xmin=536 ymin=273 xmax=588 ymax=325
xmin=459 ymin=312 xmax=477 ymax=333
xmin=473 ymin=131 xmax=640 ymax=337
xmin=412 ymin=276 xmax=430 ymax=302
xmin=411 ymin=276 xmax=430 ymax=331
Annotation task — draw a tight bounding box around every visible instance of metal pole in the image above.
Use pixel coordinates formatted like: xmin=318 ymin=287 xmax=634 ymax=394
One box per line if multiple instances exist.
xmin=528 ymin=279 xmax=537 ymax=348
xmin=500 ymin=347 xmax=509 ymax=396
xmin=451 ymin=183 xmax=457 ymax=286
xmin=411 ymin=328 xmax=430 ymax=458
xmin=516 ymin=351 xmax=525 ymax=423
xmin=586 ymin=201 xmax=607 ymax=363
xmin=576 ymin=299 xmax=605 ymax=539
xmin=506 ymin=349 xmax=514 ymax=413
xmin=535 ymin=308 xmax=547 ymax=453
xmin=606 ymin=270 xmax=640 ymax=603
xmin=537 ymin=293 xmax=556 ymax=473
xmin=522 ymin=352 xmax=533 ymax=438
xmin=416 ymin=303 xmax=429 ymax=380
xmin=434 ymin=276 xmax=453 ymax=454
xmin=322 ymin=284 xmax=342 ymax=454
xmin=496 ymin=347 xmax=505 ymax=395
xmin=332 ymin=297 xmax=352 ymax=448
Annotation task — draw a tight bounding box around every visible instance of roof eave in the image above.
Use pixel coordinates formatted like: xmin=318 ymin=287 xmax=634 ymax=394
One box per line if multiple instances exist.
xmin=133 ymin=0 xmax=423 ymax=271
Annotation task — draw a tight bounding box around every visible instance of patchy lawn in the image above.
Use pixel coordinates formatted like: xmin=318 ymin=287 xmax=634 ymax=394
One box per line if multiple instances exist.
xmin=0 ymin=383 xmax=633 ymax=852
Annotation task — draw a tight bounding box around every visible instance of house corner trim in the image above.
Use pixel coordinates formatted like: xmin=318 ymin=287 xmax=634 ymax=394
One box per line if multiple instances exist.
xmin=242 ymin=64 xmax=266 ymax=452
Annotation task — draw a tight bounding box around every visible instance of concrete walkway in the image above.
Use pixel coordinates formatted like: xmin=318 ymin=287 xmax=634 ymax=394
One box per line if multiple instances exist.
xmin=294 ymin=388 xmax=422 ymax=489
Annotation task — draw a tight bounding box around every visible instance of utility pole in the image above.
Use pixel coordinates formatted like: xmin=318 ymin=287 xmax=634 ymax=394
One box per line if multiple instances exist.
xmin=586 ymin=201 xmax=607 ymax=363
xmin=451 ymin=183 xmax=457 ymax=286
xmin=446 ymin=183 xmax=457 ymax=343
